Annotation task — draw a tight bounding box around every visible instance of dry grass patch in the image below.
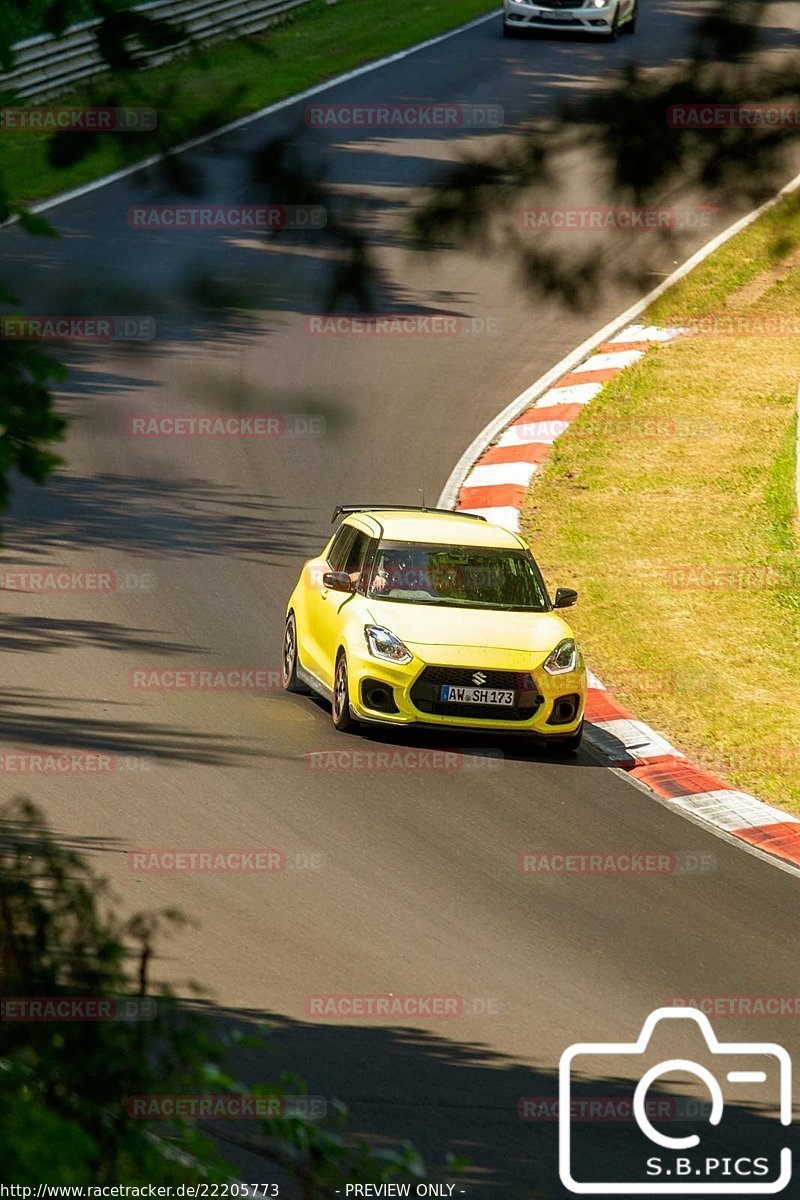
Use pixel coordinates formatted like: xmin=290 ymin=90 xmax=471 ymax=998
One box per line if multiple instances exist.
xmin=521 ymin=193 xmax=800 ymax=811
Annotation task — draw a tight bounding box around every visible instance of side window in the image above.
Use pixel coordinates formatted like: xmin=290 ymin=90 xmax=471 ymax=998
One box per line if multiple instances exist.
xmin=327 ymin=525 xmax=356 ymax=571
xmin=342 ymin=531 xmax=369 ymax=581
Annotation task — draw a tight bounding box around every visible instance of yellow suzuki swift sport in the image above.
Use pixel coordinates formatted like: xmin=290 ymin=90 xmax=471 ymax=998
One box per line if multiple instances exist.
xmin=282 ymin=506 xmax=587 ymax=752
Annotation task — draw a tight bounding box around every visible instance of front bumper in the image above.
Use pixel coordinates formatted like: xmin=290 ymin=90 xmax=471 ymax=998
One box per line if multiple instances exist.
xmin=347 ymin=643 xmax=586 ymax=735
xmin=504 ymin=1 xmax=617 ymax=34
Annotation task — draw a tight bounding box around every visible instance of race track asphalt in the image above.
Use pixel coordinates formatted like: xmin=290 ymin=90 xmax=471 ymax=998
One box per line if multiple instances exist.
xmin=2 ymin=2 xmax=798 ymax=1194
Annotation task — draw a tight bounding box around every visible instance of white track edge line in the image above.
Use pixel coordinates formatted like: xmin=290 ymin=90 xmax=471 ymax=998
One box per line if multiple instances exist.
xmin=581 ymin=735 xmax=800 ymax=881
xmin=438 ymin=169 xmax=800 ymax=509
xmin=603 ymin=755 xmax=800 ymax=882
xmin=1 ymin=8 xmax=502 ymax=223
xmin=439 ymin=169 xmax=800 ymax=874
xmin=579 ymin=740 xmax=800 ymax=882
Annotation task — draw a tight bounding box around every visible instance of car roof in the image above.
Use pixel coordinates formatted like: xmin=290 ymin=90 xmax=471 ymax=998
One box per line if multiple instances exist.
xmin=344 ymin=509 xmax=525 ymax=549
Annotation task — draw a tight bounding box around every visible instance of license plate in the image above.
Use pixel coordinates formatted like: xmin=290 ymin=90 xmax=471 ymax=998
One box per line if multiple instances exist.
xmin=537 ymin=10 xmax=573 ymax=19
xmin=440 ymin=685 xmax=515 ymax=705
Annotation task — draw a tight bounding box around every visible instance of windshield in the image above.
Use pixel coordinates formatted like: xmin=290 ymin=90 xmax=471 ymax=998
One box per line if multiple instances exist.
xmin=365 ymin=541 xmax=549 ymax=610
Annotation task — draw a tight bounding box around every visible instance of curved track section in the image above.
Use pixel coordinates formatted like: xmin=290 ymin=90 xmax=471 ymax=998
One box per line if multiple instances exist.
xmin=2 ymin=4 xmax=798 ymax=1192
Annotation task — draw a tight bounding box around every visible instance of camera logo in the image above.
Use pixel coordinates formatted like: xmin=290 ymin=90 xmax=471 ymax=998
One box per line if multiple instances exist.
xmin=559 ymin=1007 xmax=792 ymax=1194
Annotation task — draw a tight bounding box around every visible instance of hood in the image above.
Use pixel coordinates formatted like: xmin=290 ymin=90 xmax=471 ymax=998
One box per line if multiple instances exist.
xmin=365 ymin=600 xmax=573 ymax=653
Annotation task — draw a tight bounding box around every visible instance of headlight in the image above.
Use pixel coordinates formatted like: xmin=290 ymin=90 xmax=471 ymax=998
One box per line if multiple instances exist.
xmin=588 ymin=0 xmax=606 ymax=6
xmin=364 ymin=624 xmax=413 ymax=665
xmin=543 ymin=638 xmax=578 ymax=675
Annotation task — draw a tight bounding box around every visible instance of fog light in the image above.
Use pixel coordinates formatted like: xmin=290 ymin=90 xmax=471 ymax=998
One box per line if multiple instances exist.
xmin=362 ymin=679 xmax=399 ymax=714
xmin=546 ymin=694 xmax=581 ymax=726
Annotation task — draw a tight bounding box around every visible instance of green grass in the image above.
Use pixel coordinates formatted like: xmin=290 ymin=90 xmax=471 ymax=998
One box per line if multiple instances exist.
xmin=648 ymin=192 xmax=800 ymax=322
xmin=521 ymin=192 xmax=800 ymax=813
xmin=1 ymin=0 xmax=499 ymax=206
xmin=765 ymin=416 xmax=798 ymax=559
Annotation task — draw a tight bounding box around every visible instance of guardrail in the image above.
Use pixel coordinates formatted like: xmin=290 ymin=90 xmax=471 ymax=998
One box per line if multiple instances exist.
xmin=0 ymin=0 xmax=311 ymax=101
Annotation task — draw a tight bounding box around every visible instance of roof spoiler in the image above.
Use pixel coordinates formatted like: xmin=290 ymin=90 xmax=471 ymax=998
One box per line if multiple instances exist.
xmin=330 ymin=504 xmax=487 ymax=524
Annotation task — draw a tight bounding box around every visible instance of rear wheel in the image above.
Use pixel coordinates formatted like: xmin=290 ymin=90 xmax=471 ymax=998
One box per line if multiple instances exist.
xmin=281 ymin=613 xmax=306 ymax=693
xmin=544 ymin=721 xmax=584 ymax=755
xmin=332 ymin=652 xmax=357 ymax=732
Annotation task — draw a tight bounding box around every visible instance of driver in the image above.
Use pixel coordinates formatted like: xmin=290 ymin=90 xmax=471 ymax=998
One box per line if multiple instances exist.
xmin=371 ymin=549 xmax=437 ymax=597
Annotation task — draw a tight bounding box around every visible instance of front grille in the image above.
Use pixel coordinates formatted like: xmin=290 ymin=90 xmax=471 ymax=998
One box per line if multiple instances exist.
xmin=414 ymin=666 xmax=525 ymax=690
xmin=418 ymin=701 xmax=536 ymax=721
xmin=410 ymin=665 xmax=543 ymax=723
xmin=535 ymin=0 xmax=584 ymax=8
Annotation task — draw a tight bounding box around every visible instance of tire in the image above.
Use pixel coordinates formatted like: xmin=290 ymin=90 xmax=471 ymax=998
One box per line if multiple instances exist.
xmin=622 ymin=0 xmax=637 ymax=33
xmin=281 ymin=613 xmax=306 ymax=693
xmin=545 ymin=720 xmax=584 ymax=755
xmin=604 ymin=3 xmax=620 ymax=39
xmin=332 ymin=651 xmax=357 ymax=732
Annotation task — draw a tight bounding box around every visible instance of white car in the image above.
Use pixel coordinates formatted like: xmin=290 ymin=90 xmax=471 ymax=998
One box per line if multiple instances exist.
xmin=504 ymin=0 xmax=638 ymax=40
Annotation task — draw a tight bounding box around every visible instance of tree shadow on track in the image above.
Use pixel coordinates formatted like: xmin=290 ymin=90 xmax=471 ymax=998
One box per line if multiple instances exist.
xmin=2 ymin=473 xmax=319 ymax=562
xmin=0 ymin=814 xmax=125 ymax=858
xmin=0 ymin=687 xmax=258 ymax=766
xmin=0 ymin=615 xmax=200 ymax=656
xmin=169 ymin=1001 xmax=799 ymax=1199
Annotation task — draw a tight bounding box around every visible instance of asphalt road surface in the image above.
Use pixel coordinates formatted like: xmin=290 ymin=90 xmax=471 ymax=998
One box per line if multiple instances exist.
xmin=2 ymin=2 xmax=799 ymax=1195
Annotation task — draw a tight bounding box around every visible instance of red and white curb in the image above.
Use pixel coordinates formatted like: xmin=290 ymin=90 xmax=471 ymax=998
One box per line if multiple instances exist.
xmin=585 ymin=671 xmax=800 ymax=868
xmin=456 ymin=323 xmax=677 ymax=532
xmin=449 ymin=321 xmax=800 ymax=872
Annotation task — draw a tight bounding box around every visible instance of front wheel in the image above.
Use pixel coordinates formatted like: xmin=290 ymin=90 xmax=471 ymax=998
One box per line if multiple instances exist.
xmin=622 ymin=0 xmax=637 ymax=32
xmin=332 ymin=652 xmax=357 ymax=732
xmin=544 ymin=721 xmax=584 ymax=755
xmin=604 ymin=4 xmax=620 ymax=39
xmin=281 ymin=613 xmax=306 ymax=693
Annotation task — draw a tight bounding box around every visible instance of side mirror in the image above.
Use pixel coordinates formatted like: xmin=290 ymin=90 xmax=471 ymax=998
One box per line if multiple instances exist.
xmin=322 ymin=570 xmax=354 ymax=594
xmin=554 ymin=586 xmax=578 ymax=609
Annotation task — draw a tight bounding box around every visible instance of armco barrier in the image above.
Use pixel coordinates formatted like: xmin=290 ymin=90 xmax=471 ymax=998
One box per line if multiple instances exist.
xmin=1 ymin=0 xmax=311 ymax=102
